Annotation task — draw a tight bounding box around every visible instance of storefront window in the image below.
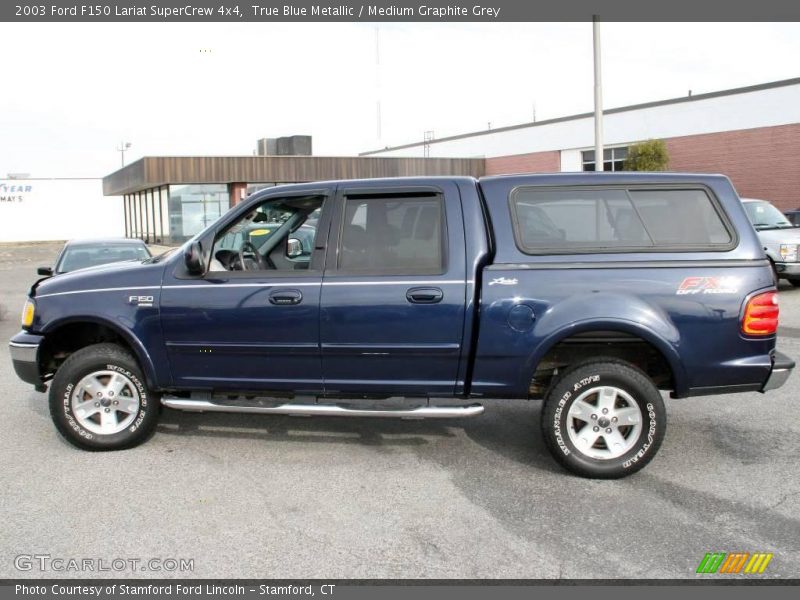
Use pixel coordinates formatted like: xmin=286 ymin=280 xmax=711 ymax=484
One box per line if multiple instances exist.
xmin=168 ymin=184 xmax=229 ymax=242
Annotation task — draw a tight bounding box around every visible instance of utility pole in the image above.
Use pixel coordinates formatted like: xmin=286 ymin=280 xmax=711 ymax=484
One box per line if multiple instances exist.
xmin=375 ymin=26 xmax=382 ymax=142
xmin=592 ymin=15 xmax=604 ymax=172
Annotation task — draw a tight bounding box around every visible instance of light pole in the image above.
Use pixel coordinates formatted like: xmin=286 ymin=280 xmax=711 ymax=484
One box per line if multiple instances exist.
xmin=117 ymin=141 xmax=132 ymax=167
xmin=592 ymin=15 xmax=604 ymax=172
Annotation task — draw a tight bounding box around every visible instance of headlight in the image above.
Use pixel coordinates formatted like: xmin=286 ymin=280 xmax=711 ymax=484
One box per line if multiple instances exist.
xmin=21 ymin=299 xmax=35 ymax=329
xmin=779 ymin=244 xmax=799 ymax=262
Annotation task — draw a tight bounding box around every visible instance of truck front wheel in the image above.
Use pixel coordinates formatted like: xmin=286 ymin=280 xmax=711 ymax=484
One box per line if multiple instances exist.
xmin=48 ymin=343 xmax=159 ymax=451
xmin=541 ymin=360 xmax=666 ymax=478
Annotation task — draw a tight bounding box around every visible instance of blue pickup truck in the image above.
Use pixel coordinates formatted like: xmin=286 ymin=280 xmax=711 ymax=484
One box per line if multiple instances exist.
xmin=9 ymin=173 xmax=794 ymax=478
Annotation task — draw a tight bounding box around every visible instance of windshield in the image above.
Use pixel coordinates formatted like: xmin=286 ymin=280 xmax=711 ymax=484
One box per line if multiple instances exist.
xmin=744 ymin=201 xmax=793 ymax=230
xmin=58 ymin=244 xmax=151 ymax=273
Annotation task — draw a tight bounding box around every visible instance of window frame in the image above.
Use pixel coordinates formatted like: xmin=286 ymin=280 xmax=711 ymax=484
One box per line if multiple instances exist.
xmin=204 ymin=190 xmax=332 ymax=278
xmin=331 ymin=187 xmax=449 ymax=276
xmin=508 ymin=183 xmax=738 ymax=256
xmin=582 ymin=146 xmax=629 ymax=172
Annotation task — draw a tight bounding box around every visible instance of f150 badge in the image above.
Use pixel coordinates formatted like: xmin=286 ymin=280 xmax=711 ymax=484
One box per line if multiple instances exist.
xmin=676 ymin=276 xmax=740 ymax=295
xmin=128 ymin=295 xmax=154 ymax=307
xmin=489 ymin=277 xmax=518 ymax=286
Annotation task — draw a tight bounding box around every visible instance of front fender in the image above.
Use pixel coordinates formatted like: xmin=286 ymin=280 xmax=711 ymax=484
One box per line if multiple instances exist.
xmin=41 ymin=315 xmax=160 ymax=390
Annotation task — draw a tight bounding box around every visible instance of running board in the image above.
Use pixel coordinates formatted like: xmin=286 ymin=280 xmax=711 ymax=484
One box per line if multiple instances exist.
xmin=161 ymin=397 xmax=484 ymax=419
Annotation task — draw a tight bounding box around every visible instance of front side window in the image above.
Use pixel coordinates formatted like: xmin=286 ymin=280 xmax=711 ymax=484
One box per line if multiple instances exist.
xmin=209 ymin=196 xmax=324 ymax=272
xmin=511 ymin=186 xmax=733 ymax=253
xmin=339 ymin=195 xmax=444 ymax=273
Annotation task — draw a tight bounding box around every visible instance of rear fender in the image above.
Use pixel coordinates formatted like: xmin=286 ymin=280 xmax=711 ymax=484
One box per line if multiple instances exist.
xmin=522 ymin=293 xmax=687 ymax=396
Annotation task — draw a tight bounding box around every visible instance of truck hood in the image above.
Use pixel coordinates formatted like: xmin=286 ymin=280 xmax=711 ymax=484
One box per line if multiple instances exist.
xmin=32 ymin=259 xmax=165 ymax=298
xmin=756 ymin=227 xmax=800 ymax=245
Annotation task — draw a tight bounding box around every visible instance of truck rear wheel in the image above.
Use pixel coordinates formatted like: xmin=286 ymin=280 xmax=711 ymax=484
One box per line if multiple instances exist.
xmin=48 ymin=343 xmax=159 ymax=451
xmin=541 ymin=360 xmax=666 ymax=478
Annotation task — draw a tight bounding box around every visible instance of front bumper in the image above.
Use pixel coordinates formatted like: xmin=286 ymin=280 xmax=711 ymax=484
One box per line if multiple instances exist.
xmin=762 ymin=350 xmax=795 ymax=392
xmin=9 ymin=331 xmax=44 ymax=387
xmin=775 ymin=262 xmax=800 ymax=277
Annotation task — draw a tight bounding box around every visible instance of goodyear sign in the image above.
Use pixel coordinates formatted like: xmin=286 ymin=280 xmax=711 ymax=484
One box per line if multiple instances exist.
xmin=0 ymin=183 xmax=32 ymax=203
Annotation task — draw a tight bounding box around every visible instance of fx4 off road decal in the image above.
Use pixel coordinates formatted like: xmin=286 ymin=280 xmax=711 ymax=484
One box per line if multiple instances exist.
xmin=677 ymin=276 xmax=740 ymax=295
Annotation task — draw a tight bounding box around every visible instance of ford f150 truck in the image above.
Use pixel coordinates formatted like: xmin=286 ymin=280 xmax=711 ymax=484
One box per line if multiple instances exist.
xmin=9 ymin=173 xmax=794 ymax=478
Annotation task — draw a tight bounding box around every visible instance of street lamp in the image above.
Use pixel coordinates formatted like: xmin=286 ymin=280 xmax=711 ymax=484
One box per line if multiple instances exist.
xmin=116 ymin=141 xmax=132 ymax=167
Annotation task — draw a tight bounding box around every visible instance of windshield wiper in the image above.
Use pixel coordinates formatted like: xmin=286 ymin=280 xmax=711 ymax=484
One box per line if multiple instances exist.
xmin=145 ymin=248 xmax=179 ymax=264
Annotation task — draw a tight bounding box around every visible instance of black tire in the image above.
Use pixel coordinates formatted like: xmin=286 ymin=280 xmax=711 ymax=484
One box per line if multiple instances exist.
xmin=48 ymin=343 xmax=159 ymax=451
xmin=787 ymin=278 xmax=800 ymax=287
xmin=541 ymin=359 xmax=666 ymax=479
xmin=771 ymin=262 xmax=780 ymax=287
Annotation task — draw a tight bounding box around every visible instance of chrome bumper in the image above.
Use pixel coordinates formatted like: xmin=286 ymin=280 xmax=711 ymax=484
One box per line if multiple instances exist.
xmin=776 ymin=262 xmax=800 ymax=277
xmin=9 ymin=332 xmax=44 ymax=388
xmin=10 ymin=341 xmax=38 ymax=362
xmin=762 ymin=351 xmax=795 ymax=392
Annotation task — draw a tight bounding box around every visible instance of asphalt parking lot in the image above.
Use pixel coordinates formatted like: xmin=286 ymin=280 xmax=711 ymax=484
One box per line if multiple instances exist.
xmin=0 ymin=242 xmax=798 ymax=579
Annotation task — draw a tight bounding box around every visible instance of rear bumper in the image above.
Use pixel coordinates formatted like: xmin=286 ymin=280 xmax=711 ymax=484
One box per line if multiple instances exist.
xmin=762 ymin=350 xmax=795 ymax=392
xmin=9 ymin=331 xmax=44 ymax=387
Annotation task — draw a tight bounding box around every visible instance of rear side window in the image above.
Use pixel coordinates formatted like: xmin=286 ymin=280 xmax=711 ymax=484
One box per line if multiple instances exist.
xmin=510 ymin=186 xmax=733 ymax=253
xmin=339 ymin=195 xmax=444 ymax=272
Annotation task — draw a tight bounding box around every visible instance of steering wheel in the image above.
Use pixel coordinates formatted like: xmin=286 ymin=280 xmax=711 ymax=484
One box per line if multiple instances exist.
xmin=239 ymin=241 xmax=267 ymax=271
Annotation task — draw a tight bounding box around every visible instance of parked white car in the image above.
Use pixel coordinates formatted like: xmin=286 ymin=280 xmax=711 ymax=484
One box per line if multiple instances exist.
xmin=742 ymin=198 xmax=800 ymax=285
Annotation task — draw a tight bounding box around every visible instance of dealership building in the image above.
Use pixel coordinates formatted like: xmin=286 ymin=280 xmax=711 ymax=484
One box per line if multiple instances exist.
xmin=362 ymin=77 xmax=800 ymax=212
xmin=3 ymin=77 xmax=799 ymax=244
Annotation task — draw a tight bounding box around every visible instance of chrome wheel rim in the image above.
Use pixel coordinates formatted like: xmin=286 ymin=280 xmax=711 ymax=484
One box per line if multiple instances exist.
xmin=566 ymin=386 xmax=643 ymax=460
xmin=71 ymin=370 xmax=140 ymax=435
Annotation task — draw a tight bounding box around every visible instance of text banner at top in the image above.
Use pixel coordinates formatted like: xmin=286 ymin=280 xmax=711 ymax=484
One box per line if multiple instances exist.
xmin=4 ymin=0 xmax=800 ymax=22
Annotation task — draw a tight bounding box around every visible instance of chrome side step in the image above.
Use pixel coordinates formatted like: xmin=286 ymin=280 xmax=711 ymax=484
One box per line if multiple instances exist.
xmin=161 ymin=397 xmax=484 ymax=419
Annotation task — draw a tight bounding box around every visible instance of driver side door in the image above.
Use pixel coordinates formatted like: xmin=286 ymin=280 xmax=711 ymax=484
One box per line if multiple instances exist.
xmin=159 ymin=187 xmax=333 ymax=394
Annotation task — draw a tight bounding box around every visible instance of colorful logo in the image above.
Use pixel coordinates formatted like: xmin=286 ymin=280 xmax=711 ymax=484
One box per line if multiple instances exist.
xmin=677 ymin=276 xmax=740 ymax=295
xmin=696 ymin=552 xmax=773 ymax=574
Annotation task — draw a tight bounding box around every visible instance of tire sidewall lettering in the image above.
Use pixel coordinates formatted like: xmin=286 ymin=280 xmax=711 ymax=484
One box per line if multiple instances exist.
xmin=60 ymin=363 xmax=147 ymax=439
xmin=551 ymin=370 xmax=661 ymax=470
xmin=622 ymin=402 xmax=657 ymax=469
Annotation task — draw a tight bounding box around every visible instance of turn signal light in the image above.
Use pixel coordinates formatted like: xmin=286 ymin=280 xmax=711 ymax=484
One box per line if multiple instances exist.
xmin=742 ymin=291 xmax=778 ymax=336
xmin=21 ymin=299 xmax=35 ymax=329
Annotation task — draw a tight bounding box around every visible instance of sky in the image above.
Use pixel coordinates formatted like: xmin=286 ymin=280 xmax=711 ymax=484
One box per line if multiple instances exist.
xmin=1 ymin=22 xmax=799 ymax=178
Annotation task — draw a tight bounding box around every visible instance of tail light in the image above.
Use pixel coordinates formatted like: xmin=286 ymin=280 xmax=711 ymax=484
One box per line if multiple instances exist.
xmin=742 ymin=291 xmax=779 ymax=336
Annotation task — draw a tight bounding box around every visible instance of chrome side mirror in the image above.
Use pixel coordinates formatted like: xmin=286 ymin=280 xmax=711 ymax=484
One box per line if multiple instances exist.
xmin=287 ymin=238 xmax=302 ymax=258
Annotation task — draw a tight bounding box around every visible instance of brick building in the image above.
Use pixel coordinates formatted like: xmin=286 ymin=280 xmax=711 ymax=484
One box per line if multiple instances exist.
xmin=362 ymin=78 xmax=800 ymax=212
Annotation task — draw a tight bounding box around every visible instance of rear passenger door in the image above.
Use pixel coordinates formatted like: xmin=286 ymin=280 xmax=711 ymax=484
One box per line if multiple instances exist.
xmin=320 ymin=182 xmax=467 ymax=396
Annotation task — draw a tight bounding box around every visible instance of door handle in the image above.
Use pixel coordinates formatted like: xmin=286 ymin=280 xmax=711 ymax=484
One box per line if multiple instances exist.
xmin=406 ymin=287 xmax=443 ymax=304
xmin=269 ymin=289 xmax=303 ymax=305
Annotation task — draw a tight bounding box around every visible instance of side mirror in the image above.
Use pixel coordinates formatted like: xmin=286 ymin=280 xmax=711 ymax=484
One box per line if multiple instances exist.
xmin=287 ymin=238 xmax=303 ymax=258
xmin=37 ymin=266 xmax=53 ymax=277
xmin=184 ymin=241 xmax=205 ymax=275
